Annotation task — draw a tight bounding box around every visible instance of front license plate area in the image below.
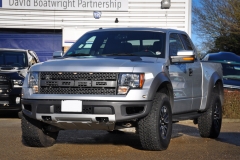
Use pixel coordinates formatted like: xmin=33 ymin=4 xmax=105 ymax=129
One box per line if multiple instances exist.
xmin=61 ymin=100 xmax=82 ymax=112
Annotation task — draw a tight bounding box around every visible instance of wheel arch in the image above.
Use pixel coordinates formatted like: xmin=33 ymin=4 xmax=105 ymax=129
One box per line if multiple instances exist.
xmin=148 ymin=72 xmax=174 ymax=108
xmin=202 ymin=71 xmax=223 ymax=111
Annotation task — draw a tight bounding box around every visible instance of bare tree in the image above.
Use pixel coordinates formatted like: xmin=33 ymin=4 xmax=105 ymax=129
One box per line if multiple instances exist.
xmin=223 ymin=0 xmax=240 ymax=34
xmin=192 ymin=0 xmax=240 ymax=54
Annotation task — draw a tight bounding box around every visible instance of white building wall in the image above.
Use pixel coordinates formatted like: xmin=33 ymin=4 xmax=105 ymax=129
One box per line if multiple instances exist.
xmin=0 ymin=0 xmax=191 ymax=47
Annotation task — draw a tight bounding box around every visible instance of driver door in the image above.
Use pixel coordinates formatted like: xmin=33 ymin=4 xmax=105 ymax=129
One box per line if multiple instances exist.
xmin=168 ymin=33 xmax=193 ymax=114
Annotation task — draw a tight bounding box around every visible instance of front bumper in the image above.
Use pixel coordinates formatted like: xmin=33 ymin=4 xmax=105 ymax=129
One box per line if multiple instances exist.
xmin=22 ymin=99 xmax=152 ymax=130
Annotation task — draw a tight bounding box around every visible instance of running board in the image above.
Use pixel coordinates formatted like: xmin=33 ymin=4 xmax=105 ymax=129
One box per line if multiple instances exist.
xmin=172 ymin=112 xmax=202 ymax=122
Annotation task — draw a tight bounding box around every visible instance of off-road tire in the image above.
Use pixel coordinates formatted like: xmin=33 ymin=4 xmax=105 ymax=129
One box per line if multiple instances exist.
xmin=138 ymin=92 xmax=172 ymax=151
xmin=198 ymin=93 xmax=222 ymax=138
xmin=21 ymin=113 xmax=59 ymax=147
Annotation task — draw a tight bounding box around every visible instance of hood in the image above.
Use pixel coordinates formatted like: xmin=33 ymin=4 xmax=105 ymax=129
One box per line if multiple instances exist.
xmin=30 ymin=56 xmax=159 ymax=73
xmin=0 ymin=67 xmax=28 ymax=78
xmin=223 ymin=78 xmax=240 ymax=90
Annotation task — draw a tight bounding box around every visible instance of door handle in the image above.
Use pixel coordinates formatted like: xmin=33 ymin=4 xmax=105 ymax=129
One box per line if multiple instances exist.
xmin=189 ymin=68 xmax=193 ymax=76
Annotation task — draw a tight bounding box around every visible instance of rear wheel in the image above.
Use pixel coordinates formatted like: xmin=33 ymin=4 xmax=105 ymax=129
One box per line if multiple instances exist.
xmin=198 ymin=93 xmax=222 ymax=138
xmin=138 ymin=92 xmax=172 ymax=151
xmin=21 ymin=113 xmax=59 ymax=147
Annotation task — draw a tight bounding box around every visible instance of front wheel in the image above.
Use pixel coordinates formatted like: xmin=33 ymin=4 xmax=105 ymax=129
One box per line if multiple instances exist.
xmin=138 ymin=92 xmax=172 ymax=151
xmin=198 ymin=93 xmax=222 ymax=138
xmin=21 ymin=114 xmax=59 ymax=147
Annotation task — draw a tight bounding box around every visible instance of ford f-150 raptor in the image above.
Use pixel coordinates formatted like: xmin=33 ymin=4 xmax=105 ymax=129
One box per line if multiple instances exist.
xmin=0 ymin=48 xmax=39 ymax=117
xmin=21 ymin=28 xmax=223 ymax=151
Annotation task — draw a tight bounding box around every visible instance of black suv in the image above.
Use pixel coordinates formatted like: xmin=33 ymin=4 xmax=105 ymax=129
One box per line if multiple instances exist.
xmin=0 ymin=48 xmax=39 ymax=117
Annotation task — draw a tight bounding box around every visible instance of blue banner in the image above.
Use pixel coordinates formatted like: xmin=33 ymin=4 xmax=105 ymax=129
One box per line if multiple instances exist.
xmin=0 ymin=32 xmax=62 ymax=62
xmin=0 ymin=0 xmax=2 ymax=8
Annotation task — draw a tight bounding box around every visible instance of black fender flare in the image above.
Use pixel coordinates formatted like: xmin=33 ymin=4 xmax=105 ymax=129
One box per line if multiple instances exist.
xmin=204 ymin=71 xmax=224 ymax=111
xmin=148 ymin=72 xmax=174 ymax=108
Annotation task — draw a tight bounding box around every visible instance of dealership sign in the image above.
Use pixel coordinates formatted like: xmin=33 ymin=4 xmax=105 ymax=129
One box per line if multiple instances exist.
xmin=0 ymin=0 xmax=128 ymax=11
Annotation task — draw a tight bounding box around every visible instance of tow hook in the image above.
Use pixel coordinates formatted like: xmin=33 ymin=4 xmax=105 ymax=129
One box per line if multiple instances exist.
xmin=96 ymin=117 xmax=109 ymax=122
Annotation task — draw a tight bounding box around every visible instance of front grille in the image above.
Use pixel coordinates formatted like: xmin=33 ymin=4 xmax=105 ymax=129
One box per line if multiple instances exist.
xmin=39 ymin=72 xmax=118 ymax=95
xmin=40 ymin=72 xmax=117 ymax=80
xmin=0 ymin=74 xmax=10 ymax=95
xmin=39 ymin=87 xmax=116 ymax=95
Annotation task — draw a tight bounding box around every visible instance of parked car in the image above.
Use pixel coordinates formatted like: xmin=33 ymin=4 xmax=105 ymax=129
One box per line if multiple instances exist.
xmin=202 ymin=52 xmax=240 ymax=90
xmin=0 ymin=48 xmax=40 ymax=117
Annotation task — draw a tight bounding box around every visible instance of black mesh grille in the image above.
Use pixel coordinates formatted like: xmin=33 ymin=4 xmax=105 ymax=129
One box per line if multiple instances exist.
xmin=40 ymin=72 xmax=117 ymax=80
xmin=39 ymin=72 xmax=118 ymax=95
xmin=0 ymin=74 xmax=10 ymax=95
xmin=40 ymin=87 xmax=116 ymax=95
xmin=54 ymin=105 xmax=93 ymax=114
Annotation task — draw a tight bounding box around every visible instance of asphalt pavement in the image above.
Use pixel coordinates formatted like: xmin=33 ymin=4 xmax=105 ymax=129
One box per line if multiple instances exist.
xmin=0 ymin=112 xmax=239 ymax=160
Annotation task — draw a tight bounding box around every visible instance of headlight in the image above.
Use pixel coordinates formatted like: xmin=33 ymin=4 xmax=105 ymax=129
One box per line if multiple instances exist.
xmin=28 ymin=72 xmax=39 ymax=93
xmin=12 ymin=80 xmax=23 ymax=87
xmin=118 ymin=73 xmax=145 ymax=95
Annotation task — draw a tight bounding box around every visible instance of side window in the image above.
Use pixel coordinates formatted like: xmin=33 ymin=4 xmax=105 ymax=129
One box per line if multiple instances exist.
xmin=169 ymin=33 xmax=184 ymax=56
xmin=180 ymin=34 xmax=199 ymax=60
xmin=180 ymin=34 xmax=193 ymax=50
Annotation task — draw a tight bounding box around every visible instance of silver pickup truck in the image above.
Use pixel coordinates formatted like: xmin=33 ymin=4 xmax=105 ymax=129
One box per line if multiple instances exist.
xmin=21 ymin=28 xmax=223 ymax=151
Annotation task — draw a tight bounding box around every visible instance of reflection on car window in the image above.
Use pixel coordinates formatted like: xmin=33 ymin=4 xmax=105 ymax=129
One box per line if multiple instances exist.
xmin=169 ymin=33 xmax=184 ymax=56
xmin=180 ymin=34 xmax=193 ymax=50
xmin=222 ymin=63 xmax=240 ymax=80
xmin=65 ymin=31 xmax=166 ymax=58
xmin=204 ymin=52 xmax=240 ymax=80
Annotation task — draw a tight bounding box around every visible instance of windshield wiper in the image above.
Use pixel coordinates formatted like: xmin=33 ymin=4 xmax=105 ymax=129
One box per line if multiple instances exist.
xmin=65 ymin=53 xmax=91 ymax=57
xmin=101 ymin=53 xmax=136 ymax=56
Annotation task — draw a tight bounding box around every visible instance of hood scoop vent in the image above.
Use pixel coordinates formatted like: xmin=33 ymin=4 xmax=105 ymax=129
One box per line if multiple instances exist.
xmin=114 ymin=56 xmax=142 ymax=61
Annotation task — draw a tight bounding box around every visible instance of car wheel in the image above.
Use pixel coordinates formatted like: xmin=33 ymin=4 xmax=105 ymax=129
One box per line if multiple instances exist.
xmin=138 ymin=92 xmax=172 ymax=151
xmin=198 ymin=93 xmax=222 ymax=138
xmin=21 ymin=113 xmax=59 ymax=147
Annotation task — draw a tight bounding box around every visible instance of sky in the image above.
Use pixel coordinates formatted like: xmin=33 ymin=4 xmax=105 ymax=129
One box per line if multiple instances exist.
xmin=191 ymin=0 xmax=201 ymax=46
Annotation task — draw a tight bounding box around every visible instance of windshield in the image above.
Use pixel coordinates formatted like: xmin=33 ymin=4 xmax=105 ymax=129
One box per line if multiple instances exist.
xmin=222 ymin=63 xmax=240 ymax=80
xmin=64 ymin=31 xmax=166 ymax=58
xmin=0 ymin=51 xmax=28 ymax=67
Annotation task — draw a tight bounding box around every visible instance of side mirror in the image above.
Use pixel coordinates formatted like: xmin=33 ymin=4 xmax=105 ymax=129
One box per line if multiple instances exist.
xmin=170 ymin=50 xmax=195 ymax=63
xmin=53 ymin=51 xmax=63 ymax=58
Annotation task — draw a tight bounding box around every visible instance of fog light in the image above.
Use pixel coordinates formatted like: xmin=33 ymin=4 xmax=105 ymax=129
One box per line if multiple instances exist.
xmin=118 ymin=86 xmax=129 ymax=95
xmin=33 ymin=85 xmax=38 ymax=93
xmin=16 ymin=97 xmax=21 ymax=104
